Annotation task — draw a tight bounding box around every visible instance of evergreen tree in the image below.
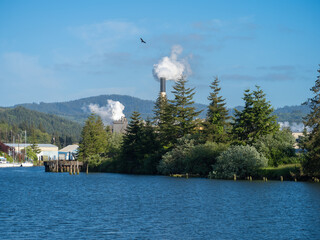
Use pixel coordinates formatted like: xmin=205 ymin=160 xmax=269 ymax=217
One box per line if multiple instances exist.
xmin=302 ymin=66 xmax=320 ymax=177
xmin=120 ymin=112 xmax=160 ymax=174
xmin=140 ymin=119 xmax=161 ymax=173
xmin=78 ymin=114 xmax=108 ymax=163
xmin=153 ymin=94 xmax=176 ymax=148
xmin=120 ymin=111 xmax=144 ymax=173
xmin=203 ymin=77 xmax=230 ymax=143
xmin=170 ymin=77 xmax=202 ymax=140
xmin=232 ymin=86 xmax=278 ymax=144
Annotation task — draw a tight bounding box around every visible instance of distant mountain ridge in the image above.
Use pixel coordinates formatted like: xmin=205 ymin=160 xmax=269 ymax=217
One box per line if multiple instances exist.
xmin=12 ymin=94 xmax=310 ymax=124
xmin=15 ymin=94 xmax=208 ymax=123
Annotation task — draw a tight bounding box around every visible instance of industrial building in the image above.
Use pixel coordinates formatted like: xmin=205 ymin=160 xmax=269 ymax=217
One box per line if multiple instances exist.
xmin=112 ymin=117 xmax=128 ymax=133
xmin=58 ymin=145 xmax=79 ymax=160
xmin=4 ymin=143 xmax=59 ymax=160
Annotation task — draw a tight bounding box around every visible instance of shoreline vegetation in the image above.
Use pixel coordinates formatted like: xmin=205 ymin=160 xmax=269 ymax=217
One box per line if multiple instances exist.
xmin=75 ymin=68 xmax=320 ymax=181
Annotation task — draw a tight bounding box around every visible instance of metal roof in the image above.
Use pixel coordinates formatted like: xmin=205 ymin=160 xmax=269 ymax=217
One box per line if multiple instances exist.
xmin=59 ymin=145 xmax=79 ymax=152
xmin=4 ymin=143 xmax=58 ymax=148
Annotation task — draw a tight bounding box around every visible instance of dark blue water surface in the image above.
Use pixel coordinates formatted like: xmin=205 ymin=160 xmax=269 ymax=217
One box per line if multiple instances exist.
xmin=0 ymin=167 xmax=320 ymax=239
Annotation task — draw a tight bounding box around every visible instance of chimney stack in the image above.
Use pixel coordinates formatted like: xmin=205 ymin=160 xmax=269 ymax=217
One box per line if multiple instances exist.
xmin=160 ymin=77 xmax=166 ymax=97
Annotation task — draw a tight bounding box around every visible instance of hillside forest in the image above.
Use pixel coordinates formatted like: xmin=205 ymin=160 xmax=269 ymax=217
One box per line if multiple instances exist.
xmin=0 ymin=91 xmax=309 ymax=151
xmin=0 ymin=107 xmax=82 ymax=148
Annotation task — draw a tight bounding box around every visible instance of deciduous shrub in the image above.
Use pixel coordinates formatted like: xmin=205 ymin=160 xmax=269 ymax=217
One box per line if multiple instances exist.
xmin=212 ymin=145 xmax=268 ymax=179
xmin=157 ymin=137 xmax=228 ymax=176
xmin=253 ymin=129 xmax=296 ymax=167
xmin=157 ymin=136 xmax=194 ymax=175
xmin=185 ymin=142 xmax=228 ymax=176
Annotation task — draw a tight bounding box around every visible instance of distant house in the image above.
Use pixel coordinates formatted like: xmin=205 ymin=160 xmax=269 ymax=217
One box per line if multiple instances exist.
xmin=58 ymin=145 xmax=79 ymax=160
xmin=292 ymin=132 xmax=305 ymax=152
xmin=4 ymin=143 xmax=59 ymax=160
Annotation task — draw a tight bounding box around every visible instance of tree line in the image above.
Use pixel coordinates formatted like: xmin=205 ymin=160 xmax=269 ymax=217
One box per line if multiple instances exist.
xmin=0 ymin=106 xmax=81 ymax=148
xmin=78 ymin=67 xmax=320 ymax=179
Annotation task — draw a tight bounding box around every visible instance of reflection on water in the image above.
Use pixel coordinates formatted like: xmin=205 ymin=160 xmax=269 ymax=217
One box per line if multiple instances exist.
xmin=0 ymin=167 xmax=319 ymax=239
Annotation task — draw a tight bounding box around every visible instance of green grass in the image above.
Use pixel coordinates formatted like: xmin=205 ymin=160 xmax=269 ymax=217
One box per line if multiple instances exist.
xmin=256 ymin=164 xmax=301 ymax=181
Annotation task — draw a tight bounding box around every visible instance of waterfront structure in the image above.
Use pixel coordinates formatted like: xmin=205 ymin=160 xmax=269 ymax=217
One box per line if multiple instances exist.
xmin=58 ymin=145 xmax=79 ymax=160
xmin=4 ymin=143 xmax=59 ymax=161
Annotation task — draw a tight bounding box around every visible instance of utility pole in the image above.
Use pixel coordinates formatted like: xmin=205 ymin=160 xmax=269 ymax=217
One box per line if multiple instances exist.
xmin=18 ymin=134 xmax=20 ymax=163
xmin=25 ymin=130 xmax=27 ymax=161
xmin=13 ymin=135 xmax=15 ymax=162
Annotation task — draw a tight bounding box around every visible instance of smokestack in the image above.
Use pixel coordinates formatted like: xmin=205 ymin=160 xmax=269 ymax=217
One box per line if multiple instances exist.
xmin=160 ymin=77 xmax=166 ymax=97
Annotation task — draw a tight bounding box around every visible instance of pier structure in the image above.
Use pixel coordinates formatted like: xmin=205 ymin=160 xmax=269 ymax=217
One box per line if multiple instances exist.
xmin=44 ymin=160 xmax=86 ymax=174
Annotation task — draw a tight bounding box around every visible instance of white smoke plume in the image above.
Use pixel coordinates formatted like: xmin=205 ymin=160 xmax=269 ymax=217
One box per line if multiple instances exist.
xmin=87 ymin=100 xmax=125 ymax=125
xmin=279 ymin=122 xmax=310 ymax=132
xmin=153 ymin=45 xmax=191 ymax=81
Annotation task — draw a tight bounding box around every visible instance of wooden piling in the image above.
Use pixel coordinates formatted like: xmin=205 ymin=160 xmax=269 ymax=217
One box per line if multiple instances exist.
xmin=43 ymin=160 xmax=85 ymax=174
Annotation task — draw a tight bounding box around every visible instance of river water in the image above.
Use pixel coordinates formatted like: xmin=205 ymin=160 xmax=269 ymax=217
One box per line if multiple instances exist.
xmin=0 ymin=167 xmax=319 ymax=239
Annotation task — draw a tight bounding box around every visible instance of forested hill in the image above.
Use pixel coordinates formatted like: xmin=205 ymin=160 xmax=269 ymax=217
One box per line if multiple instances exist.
xmin=15 ymin=94 xmax=208 ymax=122
xmin=0 ymin=106 xmax=82 ymax=144
xmin=273 ymin=105 xmax=310 ymax=122
xmin=13 ymin=94 xmax=310 ymax=124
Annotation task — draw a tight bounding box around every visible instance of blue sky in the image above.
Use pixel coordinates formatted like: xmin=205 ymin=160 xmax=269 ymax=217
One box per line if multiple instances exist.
xmin=0 ymin=0 xmax=319 ymax=108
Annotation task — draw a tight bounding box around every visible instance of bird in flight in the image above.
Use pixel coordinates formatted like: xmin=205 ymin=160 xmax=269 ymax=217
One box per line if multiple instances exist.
xmin=140 ymin=38 xmax=146 ymax=44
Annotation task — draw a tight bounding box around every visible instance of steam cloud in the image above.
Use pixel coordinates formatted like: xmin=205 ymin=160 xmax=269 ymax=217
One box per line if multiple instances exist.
xmin=279 ymin=122 xmax=310 ymax=132
xmin=153 ymin=45 xmax=191 ymax=81
xmin=87 ymin=100 xmax=125 ymax=125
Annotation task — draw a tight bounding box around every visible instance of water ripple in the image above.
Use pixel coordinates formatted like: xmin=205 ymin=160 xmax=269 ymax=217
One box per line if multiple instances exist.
xmin=0 ymin=168 xmax=319 ymax=239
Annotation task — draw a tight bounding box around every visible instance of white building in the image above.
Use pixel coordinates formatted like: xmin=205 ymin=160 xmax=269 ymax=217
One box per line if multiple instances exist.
xmin=58 ymin=145 xmax=79 ymax=160
xmin=5 ymin=143 xmax=59 ymax=160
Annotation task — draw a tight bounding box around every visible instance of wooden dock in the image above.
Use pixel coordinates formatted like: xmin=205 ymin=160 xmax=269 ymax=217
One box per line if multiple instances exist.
xmin=44 ymin=160 xmax=87 ymax=174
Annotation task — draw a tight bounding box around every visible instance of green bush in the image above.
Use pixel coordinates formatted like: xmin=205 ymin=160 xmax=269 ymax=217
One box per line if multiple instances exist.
xmin=253 ymin=129 xmax=296 ymax=167
xmin=185 ymin=142 xmax=228 ymax=176
xmin=25 ymin=146 xmax=38 ymax=162
xmin=157 ymin=136 xmax=194 ymax=175
xmin=157 ymin=136 xmax=228 ymax=176
xmin=257 ymin=164 xmax=301 ymax=180
xmin=212 ymin=145 xmax=268 ymax=179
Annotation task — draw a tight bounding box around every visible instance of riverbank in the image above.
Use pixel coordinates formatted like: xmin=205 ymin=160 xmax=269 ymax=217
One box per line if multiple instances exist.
xmin=256 ymin=164 xmax=302 ymax=181
xmin=87 ymin=162 xmax=319 ymax=182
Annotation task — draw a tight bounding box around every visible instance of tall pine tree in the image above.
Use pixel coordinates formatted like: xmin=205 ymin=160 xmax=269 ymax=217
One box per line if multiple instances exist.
xmin=170 ymin=77 xmax=202 ymax=140
xmin=120 ymin=111 xmax=143 ymax=173
xmin=302 ymin=66 xmax=320 ymax=177
xmin=120 ymin=112 xmax=159 ymax=173
xmin=153 ymin=94 xmax=176 ymax=148
xmin=232 ymin=86 xmax=278 ymax=144
xmin=203 ymin=77 xmax=230 ymax=143
xmin=78 ymin=114 xmax=108 ymax=162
